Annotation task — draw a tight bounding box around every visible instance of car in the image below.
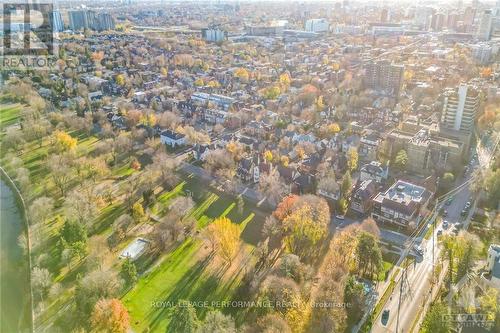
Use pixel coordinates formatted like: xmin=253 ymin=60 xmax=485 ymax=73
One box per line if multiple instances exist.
xmin=452 ymin=227 xmax=460 ymax=235
xmin=413 ymin=245 xmax=424 ymax=256
xmin=461 ymin=209 xmax=468 ymax=217
xmin=465 ymin=201 xmax=471 ymax=209
xmin=445 ymin=197 xmax=453 ymax=206
xmin=437 ymin=230 xmax=443 ymax=236
xmin=381 ymin=309 xmax=390 ymax=325
xmin=443 ymin=221 xmax=449 ymax=229
xmin=442 ymin=210 xmax=448 ymax=217
xmin=335 ymin=214 xmax=345 ymax=220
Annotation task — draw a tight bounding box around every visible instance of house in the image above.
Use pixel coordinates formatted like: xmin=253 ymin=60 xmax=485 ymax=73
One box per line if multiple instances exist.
xmin=486 ymin=244 xmax=500 ymax=288
xmin=359 ymin=161 xmax=389 ymax=184
xmin=237 ymin=155 xmax=260 ymax=183
xmin=160 ymin=130 xmax=186 ymax=147
xmin=371 ymin=180 xmax=433 ymax=228
xmin=351 ymin=179 xmax=377 ymax=214
xmin=317 ymin=178 xmax=341 ymax=201
xmin=359 ymin=132 xmax=381 ymax=161
xmin=293 ymin=172 xmax=315 ymax=194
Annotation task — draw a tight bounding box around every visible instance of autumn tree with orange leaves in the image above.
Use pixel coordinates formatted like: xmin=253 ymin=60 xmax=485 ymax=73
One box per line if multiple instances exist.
xmin=91 ymin=298 xmax=130 ymax=333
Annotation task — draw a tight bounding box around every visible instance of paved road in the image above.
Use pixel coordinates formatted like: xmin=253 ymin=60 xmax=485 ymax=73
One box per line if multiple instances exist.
xmin=370 ymin=136 xmax=499 ymax=333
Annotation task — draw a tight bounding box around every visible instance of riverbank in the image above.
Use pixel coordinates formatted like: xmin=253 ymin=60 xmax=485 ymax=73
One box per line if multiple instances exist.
xmin=0 ymin=166 xmax=34 ymax=333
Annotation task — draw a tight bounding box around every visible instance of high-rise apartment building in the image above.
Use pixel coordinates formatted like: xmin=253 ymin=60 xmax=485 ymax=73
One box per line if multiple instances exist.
xmin=441 ymin=84 xmax=480 ymax=133
xmin=476 ymin=10 xmax=494 ymax=40
xmin=69 ymin=10 xmax=114 ymax=31
xmin=51 ymin=10 xmax=64 ymax=32
xmin=69 ymin=10 xmax=89 ymax=30
xmin=363 ymin=61 xmax=405 ymax=97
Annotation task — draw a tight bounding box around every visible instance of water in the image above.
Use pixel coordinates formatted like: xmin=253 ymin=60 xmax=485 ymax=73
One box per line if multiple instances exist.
xmin=0 ymin=179 xmax=31 ymax=333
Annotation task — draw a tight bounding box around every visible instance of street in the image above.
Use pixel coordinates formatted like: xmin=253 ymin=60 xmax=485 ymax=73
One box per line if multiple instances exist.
xmin=369 ymin=134 xmax=499 ymax=333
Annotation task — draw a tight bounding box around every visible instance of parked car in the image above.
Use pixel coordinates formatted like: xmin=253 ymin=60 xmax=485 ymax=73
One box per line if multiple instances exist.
xmin=461 ymin=209 xmax=468 ymax=217
xmin=382 ymin=309 xmax=390 ymax=326
xmin=437 ymin=230 xmax=443 ymax=236
xmin=443 ymin=220 xmax=449 ymax=229
xmin=413 ymin=245 xmax=424 ymax=256
xmin=335 ymin=214 xmax=345 ymax=220
xmin=465 ymin=201 xmax=471 ymax=209
xmin=442 ymin=210 xmax=448 ymax=217
xmin=445 ymin=197 xmax=453 ymax=206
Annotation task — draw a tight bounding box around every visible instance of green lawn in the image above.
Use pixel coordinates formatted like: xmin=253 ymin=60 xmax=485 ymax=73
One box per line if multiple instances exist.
xmin=378 ymin=260 xmax=394 ymax=281
xmin=122 ymin=177 xmax=260 ymax=333
xmin=0 ymin=103 xmax=21 ymax=130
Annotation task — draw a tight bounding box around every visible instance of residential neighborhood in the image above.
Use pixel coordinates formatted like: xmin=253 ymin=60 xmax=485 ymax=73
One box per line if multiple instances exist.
xmin=0 ymin=1 xmax=499 ymax=333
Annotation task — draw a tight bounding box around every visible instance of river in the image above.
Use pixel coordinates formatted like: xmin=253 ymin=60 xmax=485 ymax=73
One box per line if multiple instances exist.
xmin=0 ymin=179 xmax=31 ymax=333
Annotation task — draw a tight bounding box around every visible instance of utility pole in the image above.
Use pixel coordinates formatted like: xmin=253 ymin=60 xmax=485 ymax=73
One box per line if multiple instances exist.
xmin=396 ymin=267 xmax=405 ymax=333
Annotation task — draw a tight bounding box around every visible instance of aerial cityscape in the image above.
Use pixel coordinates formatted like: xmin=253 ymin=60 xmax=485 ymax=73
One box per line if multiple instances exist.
xmin=0 ymin=0 xmax=499 ymax=332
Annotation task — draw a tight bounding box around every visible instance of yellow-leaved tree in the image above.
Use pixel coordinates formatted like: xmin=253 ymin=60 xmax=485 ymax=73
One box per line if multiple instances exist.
xmin=206 ymin=217 xmax=241 ymax=265
xmin=54 ymin=130 xmax=77 ymax=152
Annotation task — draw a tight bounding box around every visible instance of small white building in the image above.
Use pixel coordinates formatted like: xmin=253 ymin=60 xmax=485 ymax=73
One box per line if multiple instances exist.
xmin=486 ymin=244 xmax=500 ymax=288
xmin=160 ymin=130 xmax=186 ymax=147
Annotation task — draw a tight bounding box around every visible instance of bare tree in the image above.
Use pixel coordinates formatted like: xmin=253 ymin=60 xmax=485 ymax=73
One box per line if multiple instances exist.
xmin=259 ymin=170 xmax=288 ymax=206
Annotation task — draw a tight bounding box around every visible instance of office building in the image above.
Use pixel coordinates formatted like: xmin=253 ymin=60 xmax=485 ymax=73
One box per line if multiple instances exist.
xmin=363 ymin=60 xmax=404 ymax=97
xmin=441 ymin=84 xmax=480 ymax=134
xmin=305 ymin=19 xmax=329 ymax=33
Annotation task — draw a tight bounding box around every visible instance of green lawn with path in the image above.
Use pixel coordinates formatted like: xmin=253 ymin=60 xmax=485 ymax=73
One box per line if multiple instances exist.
xmin=123 ymin=180 xmax=258 ymax=333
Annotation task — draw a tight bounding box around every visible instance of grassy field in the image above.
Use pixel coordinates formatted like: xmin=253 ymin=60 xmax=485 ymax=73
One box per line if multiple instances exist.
xmin=0 ymin=103 xmax=21 ymax=130
xmin=123 ymin=180 xmax=258 ymax=333
xmin=0 ymin=101 xmax=265 ymax=332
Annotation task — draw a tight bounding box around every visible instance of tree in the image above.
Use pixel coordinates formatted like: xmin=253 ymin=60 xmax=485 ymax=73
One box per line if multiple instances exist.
xmin=356 ymin=232 xmax=383 ymax=279
xmin=344 ymin=276 xmax=366 ymax=327
xmin=75 ymin=269 xmax=122 ymax=321
xmin=421 ymin=302 xmax=450 ymax=333
xmin=116 ymin=74 xmax=126 ymax=86
xmin=120 ymin=258 xmax=138 ymax=286
xmin=53 ymin=130 xmax=77 ymax=152
xmin=168 ymin=196 xmax=195 ymax=219
xmin=484 ymin=169 xmax=500 ymax=207
xmin=151 ymin=151 xmax=180 ymax=189
xmin=273 ymin=194 xmax=299 ymax=221
xmin=31 ymin=267 xmax=52 ymax=300
xmin=347 ymin=147 xmax=358 ymax=172
xmin=259 ymin=275 xmax=300 ymax=314
xmin=91 ymin=298 xmax=130 ymax=333
xmin=29 ymin=196 xmax=54 ymax=225
xmin=198 ymin=311 xmax=236 ymax=333
xmin=132 ymin=202 xmax=146 ymax=223
xmin=253 ymin=313 xmax=291 ymax=333
xmin=205 ymin=217 xmax=241 ymax=264
xmin=65 ymin=185 xmax=100 ymax=225
xmin=167 ymin=301 xmax=199 ymax=333
xmin=340 ymin=171 xmax=352 ymax=199
xmin=60 ymin=219 xmax=87 ymax=245
xmin=441 ymin=172 xmax=455 ymax=191
xmin=48 ymin=154 xmax=73 ymax=196
xmin=234 ymin=67 xmax=250 ymax=82
xmin=259 ymin=170 xmax=288 ymax=206
xmin=282 ymin=204 xmax=328 ymax=259
xmin=394 ymin=149 xmax=408 ymax=171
